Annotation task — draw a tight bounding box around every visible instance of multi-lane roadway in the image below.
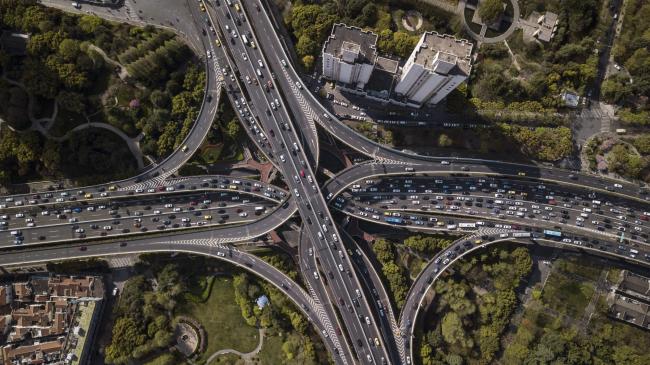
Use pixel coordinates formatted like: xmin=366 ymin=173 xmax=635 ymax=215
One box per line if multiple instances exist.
xmin=3 ymin=1 xmax=650 ymax=364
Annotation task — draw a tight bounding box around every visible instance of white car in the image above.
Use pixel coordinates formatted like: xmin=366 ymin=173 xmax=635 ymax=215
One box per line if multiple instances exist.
xmin=206 ymin=50 xmax=212 ymax=59
xmin=241 ymin=52 xmax=247 ymax=61
xmin=279 ymin=154 xmax=286 ymax=163
xmin=281 ymin=59 xmax=287 ymax=67
xmin=295 ymin=80 xmax=303 ymax=89
xmin=257 ymin=59 xmax=264 ymax=68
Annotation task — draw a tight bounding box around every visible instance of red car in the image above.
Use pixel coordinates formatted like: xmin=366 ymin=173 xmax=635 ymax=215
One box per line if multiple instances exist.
xmin=300 ymin=170 xmax=305 ymax=178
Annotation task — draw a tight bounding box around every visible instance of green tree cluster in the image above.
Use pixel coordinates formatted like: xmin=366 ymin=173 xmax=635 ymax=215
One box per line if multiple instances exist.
xmin=372 ymin=238 xmax=410 ymax=309
xmin=105 ymin=265 xmax=184 ymax=364
xmin=607 ymin=144 xmax=647 ymax=180
xmin=404 ymin=235 xmax=453 ymax=256
xmin=419 ymin=245 xmax=532 ymax=364
xmin=498 ymin=124 xmax=573 ymax=161
xmin=0 ymin=1 xmax=204 ymax=184
xmin=478 ymin=0 xmax=504 ymax=24
xmin=633 ymin=134 xmax=650 ymax=155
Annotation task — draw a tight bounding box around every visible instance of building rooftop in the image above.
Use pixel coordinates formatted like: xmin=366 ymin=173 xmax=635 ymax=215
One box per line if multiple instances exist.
xmin=521 ymin=11 xmax=559 ymax=42
xmin=609 ymin=294 xmax=650 ymax=329
xmin=375 ymin=56 xmax=399 ymax=74
xmin=323 ymin=24 xmax=377 ymax=65
xmin=412 ymin=32 xmax=473 ymax=76
xmin=618 ymin=271 xmax=650 ymax=301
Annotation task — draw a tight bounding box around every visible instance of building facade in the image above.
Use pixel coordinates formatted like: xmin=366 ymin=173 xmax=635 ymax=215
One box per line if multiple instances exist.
xmin=394 ymin=32 xmax=473 ymax=106
xmin=321 ymin=24 xmax=377 ymax=89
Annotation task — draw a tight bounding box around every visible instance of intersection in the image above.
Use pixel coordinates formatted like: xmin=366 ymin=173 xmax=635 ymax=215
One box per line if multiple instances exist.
xmin=1 ymin=1 xmax=649 ymax=364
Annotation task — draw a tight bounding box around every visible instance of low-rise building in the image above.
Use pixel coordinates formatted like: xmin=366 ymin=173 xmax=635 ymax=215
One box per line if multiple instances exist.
xmin=394 ymin=32 xmax=473 ymax=106
xmin=0 ymin=275 xmax=104 ymax=365
xmin=322 ymin=24 xmax=378 ymax=90
xmin=607 ymin=270 xmax=650 ymax=330
xmin=520 ymin=11 xmax=559 ymax=43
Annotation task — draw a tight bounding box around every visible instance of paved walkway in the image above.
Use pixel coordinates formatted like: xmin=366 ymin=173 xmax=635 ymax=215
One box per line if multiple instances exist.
xmin=205 ymin=328 xmax=265 ymax=364
xmin=87 ymin=44 xmax=130 ymax=80
xmin=1 ymin=75 xmax=58 ymax=133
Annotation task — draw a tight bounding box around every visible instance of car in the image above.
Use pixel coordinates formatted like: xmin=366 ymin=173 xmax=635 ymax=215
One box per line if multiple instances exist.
xmin=295 ymin=80 xmax=303 ymax=89
xmin=281 ymin=59 xmax=287 ymax=67
xmin=79 ymin=246 xmax=87 ymax=251
xmin=241 ymin=52 xmax=247 ymax=61
xmin=257 ymin=59 xmax=264 ymax=68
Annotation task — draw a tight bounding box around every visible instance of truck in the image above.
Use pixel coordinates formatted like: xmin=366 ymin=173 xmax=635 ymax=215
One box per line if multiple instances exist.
xmin=384 ymin=217 xmax=403 ymax=225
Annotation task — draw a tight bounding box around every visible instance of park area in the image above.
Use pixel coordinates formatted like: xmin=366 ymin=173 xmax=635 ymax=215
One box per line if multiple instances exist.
xmin=501 ymin=255 xmax=650 ymax=364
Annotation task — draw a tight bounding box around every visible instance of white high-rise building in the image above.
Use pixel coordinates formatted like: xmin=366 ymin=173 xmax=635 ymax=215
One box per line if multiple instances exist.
xmin=394 ymin=32 xmax=473 ymax=106
xmin=321 ymin=24 xmax=377 ymax=89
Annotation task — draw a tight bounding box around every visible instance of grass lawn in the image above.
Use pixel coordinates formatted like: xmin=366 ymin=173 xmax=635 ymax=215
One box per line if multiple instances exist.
xmin=255 ymin=331 xmax=321 ymax=365
xmin=211 ymin=353 xmax=241 ymax=364
xmin=255 ymin=332 xmax=285 ymax=365
xmin=556 ymin=256 xmax=603 ymax=282
xmin=178 ymin=276 xmax=259 ymax=363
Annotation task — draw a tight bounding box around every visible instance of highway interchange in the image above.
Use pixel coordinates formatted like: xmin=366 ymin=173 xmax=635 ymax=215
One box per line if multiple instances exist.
xmin=2 ymin=0 xmax=650 ymax=364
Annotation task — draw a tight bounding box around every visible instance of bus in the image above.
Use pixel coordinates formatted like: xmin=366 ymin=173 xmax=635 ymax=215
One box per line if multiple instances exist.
xmin=543 ymin=229 xmax=562 ymax=238
xmin=458 ymin=222 xmax=476 ymax=230
xmin=384 ymin=217 xmax=403 ymax=225
xmin=512 ymin=232 xmax=531 ymax=238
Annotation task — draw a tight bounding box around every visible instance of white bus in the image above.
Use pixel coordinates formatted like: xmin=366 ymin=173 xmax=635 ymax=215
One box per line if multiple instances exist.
xmin=458 ymin=222 xmax=476 ymax=230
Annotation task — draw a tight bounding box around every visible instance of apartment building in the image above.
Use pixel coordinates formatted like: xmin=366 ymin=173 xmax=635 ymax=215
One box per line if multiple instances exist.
xmin=321 ymin=24 xmax=378 ymax=89
xmin=394 ymin=32 xmax=473 ymax=106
